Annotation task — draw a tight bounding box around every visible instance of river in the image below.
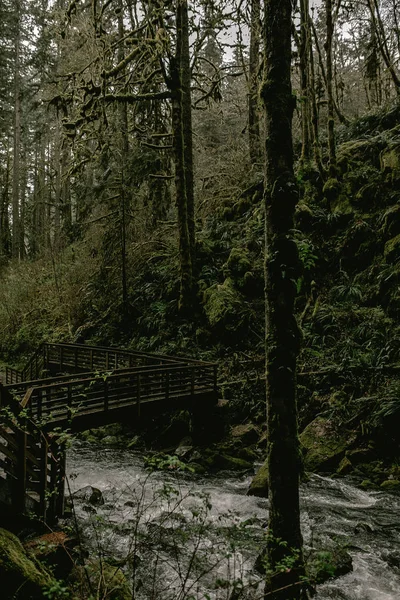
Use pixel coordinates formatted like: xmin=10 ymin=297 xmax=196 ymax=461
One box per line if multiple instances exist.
xmin=67 ymin=444 xmax=400 ymax=600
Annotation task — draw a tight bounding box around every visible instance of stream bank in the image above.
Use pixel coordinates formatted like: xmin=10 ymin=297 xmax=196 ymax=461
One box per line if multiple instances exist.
xmin=65 ymin=443 xmax=400 ymax=600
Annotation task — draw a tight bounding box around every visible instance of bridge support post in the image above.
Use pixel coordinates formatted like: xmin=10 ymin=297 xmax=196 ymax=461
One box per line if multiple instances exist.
xmin=190 ymin=392 xmax=220 ymax=446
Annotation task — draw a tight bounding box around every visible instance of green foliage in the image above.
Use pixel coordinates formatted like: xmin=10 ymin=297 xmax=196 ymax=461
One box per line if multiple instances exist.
xmin=144 ymin=453 xmax=195 ymax=473
xmin=43 ymin=580 xmax=71 ymax=600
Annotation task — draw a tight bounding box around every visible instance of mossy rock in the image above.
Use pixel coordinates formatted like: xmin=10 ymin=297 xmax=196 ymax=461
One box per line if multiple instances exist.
xmin=323 ymin=178 xmax=341 ymax=203
xmin=336 ymin=456 xmax=353 ymax=476
xmin=384 ymin=233 xmax=400 ymax=264
xmin=231 ymin=423 xmax=260 ymax=445
xmin=0 ymin=528 xmax=54 ymax=599
xmin=300 ymin=417 xmax=355 ymax=473
xmin=338 ymin=137 xmax=387 ymax=168
xmin=247 ymin=459 xmax=268 ymax=498
xmin=222 ymin=247 xmax=252 ymax=284
xmin=380 ymin=479 xmax=400 ymax=491
xmin=203 ymin=278 xmax=248 ymax=330
xmin=380 ymin=143 xmax=400 ymax=173
xmin=70 ymin=560 xmax=131 ymax=600
xmin=212 ymin=453 xmax=253 ymax=471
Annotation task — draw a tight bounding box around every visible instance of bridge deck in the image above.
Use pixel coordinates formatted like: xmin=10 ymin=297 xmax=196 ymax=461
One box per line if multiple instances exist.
xmin=0 ymin=343 xmax=217 ymax=523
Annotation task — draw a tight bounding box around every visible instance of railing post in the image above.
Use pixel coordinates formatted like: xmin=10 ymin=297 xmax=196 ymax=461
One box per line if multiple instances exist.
xmin=16 ymin=427 xmax=27 ymax=515
xmin=137 ymin=375 xmax=141 ymax=417
xmin=104 ymin=379 xmax=109 ymax=412
xmin=165 ymin=371 xmax=170 ymax=402
xmin=191 ymin=368 xmax=195 ymax=398
xmin=39 ymin=436 xmax=49 ymax=521
xmin=60 ymin=346 xmax=63 ymax=371
xmin=37 ymin=389 xmax=43 ymax=421
xmin=56 ymin=446 xmax=66 ymax=518
xmin=106 ymin=352 xmax=109 ymax=370
xmin=114 ymin=353 xmax=118 ymax=370
xmin=67 ymin=384 xmax=73 ymax=421
xmin=75 ymin=347 xmax=78 ymax=370
xmin=90 ymin=349 xmax=93 ymax=371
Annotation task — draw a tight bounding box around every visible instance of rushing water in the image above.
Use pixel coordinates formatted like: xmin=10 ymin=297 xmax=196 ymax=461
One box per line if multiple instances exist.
xmin=67 ymin=444 xmax=400 ymax=600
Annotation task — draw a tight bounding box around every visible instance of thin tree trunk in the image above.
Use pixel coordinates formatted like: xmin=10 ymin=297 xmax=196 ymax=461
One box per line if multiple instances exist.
xmin=118 ymin=0 xmax=129 ymax=313
xmin=368 ymin=0 xmax=400 ymax=91
xmin=325 ymin=0 xmax=337 ymax=177
xmin=12 ymin=0 xmax=21 ymax=260
xmin=249 ymin=0 xmax=262 ymax=166
xmin=310 ymin=17 xmax=349 ymax=126
xmin=299 ymin=0 xmax=312 ymax=165
xmin=261 ymin=0 xmax=305 ymax=597
xmin=179 ymin=0 xmax=195 ymax=255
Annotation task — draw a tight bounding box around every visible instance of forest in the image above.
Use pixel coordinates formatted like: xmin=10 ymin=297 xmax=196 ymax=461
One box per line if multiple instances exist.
xmin=0 ymin=0 xmax=400 ymax=599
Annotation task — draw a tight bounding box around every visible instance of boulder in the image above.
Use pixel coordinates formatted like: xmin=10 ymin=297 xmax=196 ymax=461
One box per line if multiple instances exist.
xmin=247 ymin=460 xmax=268 ymax=498
xmin=0 ymin=527 xmax=53 ymax=598
xmin=336 ymin=456 xmax=353 ymax=476
xmin=380 ymin=479 xmax=400 ymax=491
xmin=231 ymin=423 xmax=260 ymax=446
xmin=212 ymin=453 xmax=253 ymax=471
xmin=299 ymin=417 xmax=355 ymax=473
xmin=73 ymin=485 xmax=105 ymax=506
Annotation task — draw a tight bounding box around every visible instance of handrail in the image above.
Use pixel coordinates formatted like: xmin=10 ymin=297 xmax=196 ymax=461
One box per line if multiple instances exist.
xmin=1 ymin=344 xmax=218 ymax=523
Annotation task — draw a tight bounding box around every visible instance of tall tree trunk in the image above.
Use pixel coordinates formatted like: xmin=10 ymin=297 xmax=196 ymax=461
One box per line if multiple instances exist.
xmin=0 ymin=149 xmax=11 ymax=257
xmin=12 ymin=0 xmax=21 ymax=260
xmin=299 ymin=0 xmax=312 ymax=165
xmin=249 ymin=0 xmax=262 ymax=166
xmin=368 ymin=0 xmax=400 ymax=91
xmin=179 ymin=0 xmax=195 ymax=256
xmin=118 ymin=0 xmax=129 ymax=313
xmin=261 ymin=0 xmax=305 ymax=597
xmin=325 ymin=0 xmax=337 ymax=178
xmin=170 ymin=0 xmax=195 ymax=312
xmin=309 ymin=34 xmax=324 ymax=178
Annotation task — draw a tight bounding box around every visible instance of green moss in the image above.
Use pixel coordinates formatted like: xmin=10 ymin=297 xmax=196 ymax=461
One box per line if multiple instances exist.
xmin=212 ymin=453 xmax=253 ymax=471
xmin=323 ymin=178 xmax=341 ymax=203
xmin=300 ymin=417 xmax=355 ymax=472
xmin=380 ymin=143 xmax=400 ymax=172
xmin=384 ymin=233 xmax=400 ymax=264
xmin=71 ymin=560 xmax=131 ymax=600
xmin=336 ymin=456 xmax=353 ymax=476
xmin=380 ymin=479 xmax=400 ymax=490
xmin=247 ymin=459 xmax=268 ymax=497
xmin=203 ymin=278 xmax=247 ymax=329
xmin=0 ymin=528 xmax=53 ymax=598
xmin=222 ymin=247 xmax=252 ymax=284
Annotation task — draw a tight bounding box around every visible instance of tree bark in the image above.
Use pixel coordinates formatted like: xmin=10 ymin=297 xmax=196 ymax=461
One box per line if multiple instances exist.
xmin=261 ymin=0 xmax=305 ymax=597
xmin=325 ymin=0 xmax=337 ymax=177
xmin=299 ymin=0 xmax=312 ymax=165
xmin=249 ymin=0 xmax=262 ymax=166
xmin=170 ymin=0 xmax=195 ymax=312
xmin=12 ymin=0 xmax=21 ymax=260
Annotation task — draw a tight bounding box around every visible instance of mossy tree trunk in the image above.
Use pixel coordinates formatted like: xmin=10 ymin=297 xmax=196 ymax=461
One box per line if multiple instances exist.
xmin=261 ymin=0 xmax=305 ymax=598
xmin=249 ymin=0 xmax=262 ymax=166
xmin=170 ymin=0 xmax=195 ymax=312
xmin=299 ymin=0 xmax=312 ymax=166
xmin=12 ymin=0 xmax=21 ymax=260
xmin=325 ymin=0 xmax=337 ymax=178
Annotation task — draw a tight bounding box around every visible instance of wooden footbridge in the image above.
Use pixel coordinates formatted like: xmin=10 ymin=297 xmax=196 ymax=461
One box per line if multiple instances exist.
xmin=0 ymin=343 xmax=217 ymax=523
